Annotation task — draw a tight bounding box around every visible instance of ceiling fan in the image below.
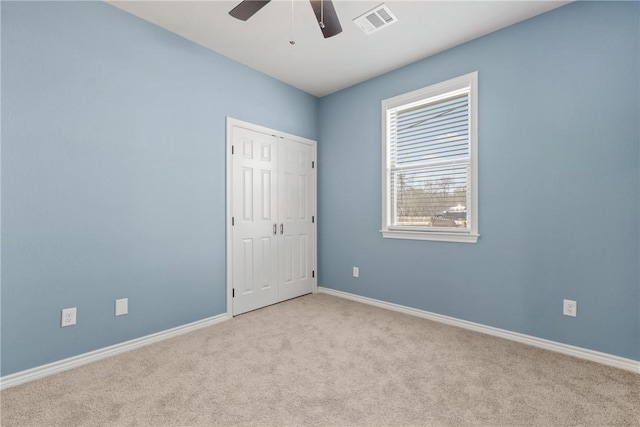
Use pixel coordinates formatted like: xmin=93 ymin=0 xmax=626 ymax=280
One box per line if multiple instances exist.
xmin=229 ymin=0 xmax=343 ymax=39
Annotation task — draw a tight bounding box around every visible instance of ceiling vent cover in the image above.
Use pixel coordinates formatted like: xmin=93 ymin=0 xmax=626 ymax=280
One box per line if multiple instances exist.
xmin=353 ymin=3 xmax=398 ymax=35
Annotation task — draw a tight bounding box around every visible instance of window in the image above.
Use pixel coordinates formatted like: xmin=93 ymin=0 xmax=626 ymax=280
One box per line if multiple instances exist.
xmin=381 ymin=72 xmax=478 ymax=243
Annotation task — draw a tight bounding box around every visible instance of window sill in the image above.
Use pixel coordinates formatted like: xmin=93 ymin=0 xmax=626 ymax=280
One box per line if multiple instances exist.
xmin=381 ymin=229 xmax=479 ymax=243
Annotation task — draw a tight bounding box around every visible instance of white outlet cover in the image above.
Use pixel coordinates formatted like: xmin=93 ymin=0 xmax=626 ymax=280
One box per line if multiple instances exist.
xmin=61 ymin=307 xmax=77 ymax=327
xmin=115 ymin=298 xmax=128 ymax=316
xmin=353 ymin=267 xmax=359 ymax=278
xmin=563 ymin=299 xmax=577 ymax=317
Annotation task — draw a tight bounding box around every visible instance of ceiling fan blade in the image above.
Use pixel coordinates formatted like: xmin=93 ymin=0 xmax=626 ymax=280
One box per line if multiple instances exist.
xmin=309 ymin=0 xmax=342 ymax=38
xmin=229 ymin=0 xmax=271 ymax=21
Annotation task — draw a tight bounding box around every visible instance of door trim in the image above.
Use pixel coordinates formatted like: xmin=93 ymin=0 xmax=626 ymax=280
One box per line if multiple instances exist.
xmin=226 ymin=117 xmax=317 ymax=316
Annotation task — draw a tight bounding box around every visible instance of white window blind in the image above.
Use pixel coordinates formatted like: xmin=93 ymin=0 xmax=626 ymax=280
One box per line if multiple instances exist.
xmin=382 ymin=72 xmax=478 ymax=243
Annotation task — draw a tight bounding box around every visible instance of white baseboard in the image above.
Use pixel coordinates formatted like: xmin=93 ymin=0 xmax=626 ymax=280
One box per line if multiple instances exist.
xmin=4 ymin=290 xmax=637 ymax=390
xmin=0 ymin=313 xmax=230 ymax=390
xmin=318 ymin=287 xmax=640 ymax=374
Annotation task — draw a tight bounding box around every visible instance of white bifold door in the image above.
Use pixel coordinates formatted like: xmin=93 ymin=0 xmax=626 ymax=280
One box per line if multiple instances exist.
xmin=229 ymin=121 xmax=316 ymax=316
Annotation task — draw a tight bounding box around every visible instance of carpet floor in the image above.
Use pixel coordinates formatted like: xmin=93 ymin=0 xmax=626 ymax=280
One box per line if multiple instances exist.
xmin=1 ymin=293 xmax=639 ymax=426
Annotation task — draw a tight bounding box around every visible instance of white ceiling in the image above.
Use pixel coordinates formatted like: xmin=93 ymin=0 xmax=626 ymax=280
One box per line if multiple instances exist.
xmin=108 ymin=0 xmax=570 ymax=97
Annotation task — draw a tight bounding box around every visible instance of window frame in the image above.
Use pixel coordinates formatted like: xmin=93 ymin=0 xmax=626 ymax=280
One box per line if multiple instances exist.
xmin=381 ymin=71 xmax=479 ymax=243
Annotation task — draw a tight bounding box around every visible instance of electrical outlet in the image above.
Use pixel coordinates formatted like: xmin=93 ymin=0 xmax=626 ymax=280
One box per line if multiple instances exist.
xmin=61 ymin=307 xmax=77 ymax=327
xmin=563 ymin=299 xmax=577 ymax=317
xmin=353 ymin=267 xmax=359 ymax=278
xmin=115 ymin=298 xmax=128 ymax=316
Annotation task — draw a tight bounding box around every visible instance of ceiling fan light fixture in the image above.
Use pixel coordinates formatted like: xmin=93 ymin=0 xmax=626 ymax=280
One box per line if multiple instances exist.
xmin=229 ymin=0 xmax=343 ymax=39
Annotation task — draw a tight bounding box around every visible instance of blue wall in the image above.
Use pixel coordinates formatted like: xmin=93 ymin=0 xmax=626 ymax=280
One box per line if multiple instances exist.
xmin=1 ymin=0 xmax=638 ymax=377
xmin=318 ymin=1 xmax=639 ymax=361
xmin=1 ymin=1 xmax=317 ymax=375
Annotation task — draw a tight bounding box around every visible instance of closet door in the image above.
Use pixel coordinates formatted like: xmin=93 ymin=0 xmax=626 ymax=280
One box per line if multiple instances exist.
xmin=277 ymin=138 xmax=315 ymax=301
xmin=229 ymin=119 xmax=316 ymax=316
xmin=231 ymin=127 xmax=279 ymax=315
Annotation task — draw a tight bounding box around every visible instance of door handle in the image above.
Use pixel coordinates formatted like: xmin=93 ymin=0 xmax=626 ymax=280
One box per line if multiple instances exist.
xmin=280 ymin=223 xmax=284 ymax=235
xmin=273 ymin=223 xmax=277 ymax=235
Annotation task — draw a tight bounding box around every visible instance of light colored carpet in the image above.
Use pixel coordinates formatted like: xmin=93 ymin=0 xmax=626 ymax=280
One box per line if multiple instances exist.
xmin=1 ymin=293 xmax=638 ymax=426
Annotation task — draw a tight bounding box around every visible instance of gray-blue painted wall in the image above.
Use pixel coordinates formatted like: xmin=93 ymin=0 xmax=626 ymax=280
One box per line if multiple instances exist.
xmin=1 ymin=1 xmax=317 ymax=376
xmin=2 ymin=1 xmax=639 ymax=377
xmin=318 ymin=1 xmax=639 ymax=361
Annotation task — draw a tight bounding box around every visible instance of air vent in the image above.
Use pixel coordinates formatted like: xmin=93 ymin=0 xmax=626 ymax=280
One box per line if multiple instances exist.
xmin=353 ymin=3 xmax=398 ymax=35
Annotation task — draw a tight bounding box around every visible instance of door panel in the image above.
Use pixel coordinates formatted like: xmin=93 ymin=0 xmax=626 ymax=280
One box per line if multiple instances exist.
xmin=232 ymin=127 xmax=278 ymax=315
xmin=241 ymin=238 xmax=254 ymax=293
xmin=278 ymin=138 xmax=314 ymax=302
xmin=242 ymin=168 xmax=253 ymax=221
xmin=299 ymin=234 xmax=308 ymax=280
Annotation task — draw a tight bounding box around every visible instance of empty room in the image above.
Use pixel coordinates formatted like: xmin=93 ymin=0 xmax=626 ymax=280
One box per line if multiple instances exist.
xmin=1 ymin=0 xmax=639 ymax=425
